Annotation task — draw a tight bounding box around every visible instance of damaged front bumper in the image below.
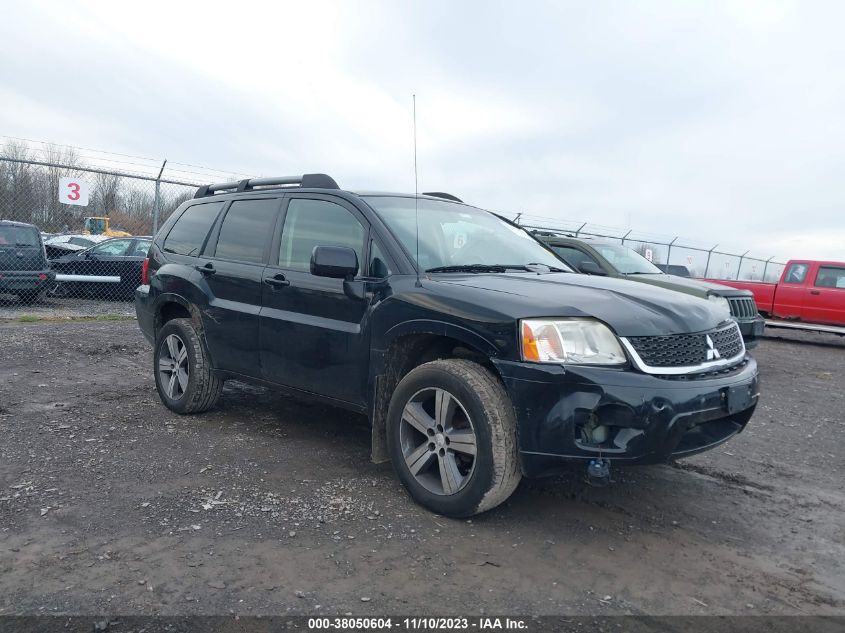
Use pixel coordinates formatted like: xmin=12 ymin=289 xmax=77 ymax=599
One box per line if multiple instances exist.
xmin=494 ymin=356 xmax=759 ymax=478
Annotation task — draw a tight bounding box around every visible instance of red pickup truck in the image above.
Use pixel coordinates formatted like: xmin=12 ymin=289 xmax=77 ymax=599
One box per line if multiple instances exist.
xmin=710 ymin=260 xmax=845 ymax=329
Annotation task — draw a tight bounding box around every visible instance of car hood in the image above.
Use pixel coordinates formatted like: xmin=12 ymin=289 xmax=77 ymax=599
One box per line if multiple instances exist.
xmin=430 ymin=272 xmax=729 ymax=337
xmin=620 ymin=273 xmax=752 ymax=298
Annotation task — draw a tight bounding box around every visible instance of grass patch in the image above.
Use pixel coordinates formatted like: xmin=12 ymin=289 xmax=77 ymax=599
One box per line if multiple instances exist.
xmin=18 ymin=315 xmax=39 ymax=322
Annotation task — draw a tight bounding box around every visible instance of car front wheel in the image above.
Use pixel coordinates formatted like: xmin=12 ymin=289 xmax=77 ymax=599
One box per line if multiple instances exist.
xmin=387 ymin=359 xmax=521 ymax=517
xmin=154 ymin=318 xmax=223 ymax=414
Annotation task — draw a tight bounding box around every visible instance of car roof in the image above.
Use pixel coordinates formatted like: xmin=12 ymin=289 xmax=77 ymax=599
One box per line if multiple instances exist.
xmin=0 ymin=219 xmax=39 ymax=229
xmin=541 ymin=234 xmax=615 ymax=247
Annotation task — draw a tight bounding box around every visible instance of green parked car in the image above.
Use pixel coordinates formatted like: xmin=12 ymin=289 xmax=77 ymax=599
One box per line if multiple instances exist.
xmin=535 ymin=233 xmax=765 ymax=347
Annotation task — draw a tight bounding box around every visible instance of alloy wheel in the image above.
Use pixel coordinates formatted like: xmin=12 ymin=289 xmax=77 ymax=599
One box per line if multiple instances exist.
xmin=158 ymin=334 xmax=189 ymax=400
xmin=399 ymin=387 xmax=477 ymax=495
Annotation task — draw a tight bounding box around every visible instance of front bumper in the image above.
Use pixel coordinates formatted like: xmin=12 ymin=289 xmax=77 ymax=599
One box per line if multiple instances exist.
xmin=494 ymin=357 xmax=759 ymax=478
xmin=0 ymin=270 xmax=55 ymax=293
xmin=736 ymin=315 xmax=766 ymax=348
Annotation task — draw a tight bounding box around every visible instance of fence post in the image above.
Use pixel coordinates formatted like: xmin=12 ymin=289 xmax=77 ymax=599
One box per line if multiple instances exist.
xmin=736 ymin=250 xmax=749 ymax=281
xmin=152 ymin=159 xmax=167 ymax=236
xmin=666 ymin=237 xmax=678 ymax=265
xmin=704 ymin=244 xmax=718 ymax=278
xmin=762 ymin=256 xmax=774 ymax=282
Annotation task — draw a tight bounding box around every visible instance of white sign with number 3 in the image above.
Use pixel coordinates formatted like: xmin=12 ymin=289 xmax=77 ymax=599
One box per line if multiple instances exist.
xmin=59 ymin=177 xmax=90 ymax=206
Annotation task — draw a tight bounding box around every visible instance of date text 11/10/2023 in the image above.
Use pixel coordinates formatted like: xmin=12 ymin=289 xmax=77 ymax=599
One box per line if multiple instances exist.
xmin=306 ymin=617 xmax=529 ymax=630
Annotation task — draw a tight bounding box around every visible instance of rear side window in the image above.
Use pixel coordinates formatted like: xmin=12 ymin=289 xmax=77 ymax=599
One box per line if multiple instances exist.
xmin=0 ymin=225 xmax=39 ymax=247
xmin=163 ymin=201 xmax=225 ymax=256
xmin=129 ymin=240 xmax=152 ymax=257
xmin=278 ymin=199 xmax=365 ymax=272
xmin=213 ymin=198 xmax=280 ymax=264
xmin=815 ymin=266 xmax=845 ymax=289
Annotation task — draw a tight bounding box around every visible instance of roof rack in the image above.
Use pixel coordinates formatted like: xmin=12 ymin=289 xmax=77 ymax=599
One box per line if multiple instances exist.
xmin=422 ymin=191 xmax=463 ymax=203
xmin=194 ymin=173 xmax=339 ymax=198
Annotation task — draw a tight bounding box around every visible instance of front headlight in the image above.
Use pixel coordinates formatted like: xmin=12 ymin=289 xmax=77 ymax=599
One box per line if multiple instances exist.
xmin=520 ymin=318 xmax=627 ymax=365
xmin=708 ymin=295 xmax=731 ymax=320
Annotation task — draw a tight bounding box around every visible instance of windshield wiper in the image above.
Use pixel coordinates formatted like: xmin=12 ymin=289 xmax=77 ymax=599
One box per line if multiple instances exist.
xmin=426 ymin=264 xmax=508 ymax=273
xmin=526 ymin=262 xmax=568 ymax=273
xmin=426 ymin=263 xmax=567 ymax=274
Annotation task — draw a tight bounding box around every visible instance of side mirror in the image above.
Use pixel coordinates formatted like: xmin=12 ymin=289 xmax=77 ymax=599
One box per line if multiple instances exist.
xmin=578 ymin=261 xmax=606 ymax=276
xmin=311 ymin=245 xmax=359 ymax=279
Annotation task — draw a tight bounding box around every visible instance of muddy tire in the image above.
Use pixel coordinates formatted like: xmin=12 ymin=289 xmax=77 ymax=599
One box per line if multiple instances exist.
xmin=154 ymin=318 xmax=223 ymax=414
xmin=387 ymin=359 xmax=521 ymax=517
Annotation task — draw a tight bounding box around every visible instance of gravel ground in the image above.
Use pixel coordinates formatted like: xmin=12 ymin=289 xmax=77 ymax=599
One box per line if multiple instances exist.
xmin=0 ymin=295 xmax=136 ymax=319
xmin=0 ymin=319 xmax=843 ymax=616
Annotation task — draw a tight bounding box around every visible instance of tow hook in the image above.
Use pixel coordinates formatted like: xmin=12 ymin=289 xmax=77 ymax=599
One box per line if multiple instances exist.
xmin=587 ymin=458 xmax=611 ymax=487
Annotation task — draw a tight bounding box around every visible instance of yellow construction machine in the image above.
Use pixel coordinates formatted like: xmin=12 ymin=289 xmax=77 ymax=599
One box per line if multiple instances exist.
xmin=82 ymin=217 xmax=132 ymax=237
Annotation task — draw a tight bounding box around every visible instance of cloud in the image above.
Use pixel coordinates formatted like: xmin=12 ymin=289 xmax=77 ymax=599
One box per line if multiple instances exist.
xmin=1 ymin=0 xmax=843 ymax=261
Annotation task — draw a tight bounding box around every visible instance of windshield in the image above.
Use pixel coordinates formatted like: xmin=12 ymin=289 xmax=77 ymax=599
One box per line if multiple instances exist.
xmin=0 ymin=225 xmax=39 ymax=247
xmin=592 ymin=243 xmax=663 ymax=274
xmin=85 ymin=218 xmax=106 ymax=234
xmin=365 ymin=197 xmax=570 ymax=272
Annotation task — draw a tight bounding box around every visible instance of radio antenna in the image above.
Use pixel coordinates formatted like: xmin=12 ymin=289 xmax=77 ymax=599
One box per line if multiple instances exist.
xmin=413 ymin=94 xmax=422 ymax=287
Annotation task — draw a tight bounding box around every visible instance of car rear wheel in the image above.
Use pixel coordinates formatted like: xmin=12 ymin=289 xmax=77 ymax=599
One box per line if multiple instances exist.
xmin=387 ymin=359 xmax=521 ymax=517
xmin=154 ymin=318 xmax=223 ymax=414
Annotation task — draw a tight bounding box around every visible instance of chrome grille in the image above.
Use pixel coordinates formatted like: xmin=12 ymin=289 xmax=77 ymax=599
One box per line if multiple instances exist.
xmin=626 ymin=323 xmax=744 ymax=368
xmin=728 ymin=297 xmax=758 ymax=319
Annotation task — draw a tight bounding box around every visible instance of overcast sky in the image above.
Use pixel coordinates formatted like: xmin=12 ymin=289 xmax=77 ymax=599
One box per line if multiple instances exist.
xmin=2 ymin=0 xmax=844 ymax=260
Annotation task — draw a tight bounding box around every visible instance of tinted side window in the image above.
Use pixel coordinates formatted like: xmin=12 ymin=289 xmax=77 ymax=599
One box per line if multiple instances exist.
xmin=784 ymin=263 xmax=809 ymax=284
xmin=213 ymin=198 xmax=280 ymax=264
xmin=369 ymin=240 xmax=391 ymax=278
xmin=130 ymin=240 xmax=152 ymax=257
xmin=163 ymin=201 xmax=225 ymax=256
xmin=552 ymin=245 xmax=595 ymax=270
xmin=278 ymin=199 xmax=365 ymax=272
xmin=815 ymin=266 xmax=845 ymax=289
xmin=92 ymin=239 xmax=132 ymax=256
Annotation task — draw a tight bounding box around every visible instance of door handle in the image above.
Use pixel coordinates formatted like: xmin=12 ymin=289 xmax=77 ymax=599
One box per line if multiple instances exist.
xmin=264 ymin=273 xmax=290 ymax=288
xmin=195 ymin=262 xmax=216 ymax=276
xmin=810 ymin=290 xmax=821 ymax=295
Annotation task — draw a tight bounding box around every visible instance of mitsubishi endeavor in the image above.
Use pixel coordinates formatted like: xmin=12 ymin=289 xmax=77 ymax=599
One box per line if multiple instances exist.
xmin=135 ymin=174 xmax=760 ymax=516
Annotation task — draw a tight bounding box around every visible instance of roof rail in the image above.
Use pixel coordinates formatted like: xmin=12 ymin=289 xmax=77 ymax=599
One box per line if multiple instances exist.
xmin=194 ymin=173 xmax=339 ymax=198
xmin=422 ymin=191 xmax=463 ymax=203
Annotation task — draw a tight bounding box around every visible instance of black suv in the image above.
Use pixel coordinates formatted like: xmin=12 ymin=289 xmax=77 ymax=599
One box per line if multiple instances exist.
xmin=136 ymin=174 xmax=760 ymax=517
xmin=0 ymin=220 xmax=55 ymax=303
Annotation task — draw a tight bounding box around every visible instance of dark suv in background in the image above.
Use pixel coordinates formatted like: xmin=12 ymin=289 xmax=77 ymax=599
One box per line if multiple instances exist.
xmin=136 ymin=174 xmax=759 ymax=516
xmin=536 ymin=234 xmax=765 ymax=347
xmin=0 ymin=220 xmax=54 ymax=304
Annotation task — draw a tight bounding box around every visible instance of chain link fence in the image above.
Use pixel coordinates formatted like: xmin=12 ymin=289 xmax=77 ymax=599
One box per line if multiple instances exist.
xmin=0 ymin=155 xmax=200 ymax=315
xmin=515 ymin=215 xmax=786 ymax=283
xmin=1 ymin=146 xmax=788 ymax=318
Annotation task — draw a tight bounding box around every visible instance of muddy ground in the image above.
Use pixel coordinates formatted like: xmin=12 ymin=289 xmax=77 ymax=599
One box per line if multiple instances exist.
xmin=0 ymin=319 xmax=842 ymax=616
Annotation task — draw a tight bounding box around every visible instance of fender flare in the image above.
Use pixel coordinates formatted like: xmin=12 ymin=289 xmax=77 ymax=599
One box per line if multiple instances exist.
xmin=377 ymin=319 xmax=501 ymax=359
xmin=369 ymin=319 xmax=503 ymax=464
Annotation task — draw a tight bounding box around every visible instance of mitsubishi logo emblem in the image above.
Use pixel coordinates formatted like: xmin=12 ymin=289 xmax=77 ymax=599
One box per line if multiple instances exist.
xmin=706 ymin=335 xmax=721 ymax=361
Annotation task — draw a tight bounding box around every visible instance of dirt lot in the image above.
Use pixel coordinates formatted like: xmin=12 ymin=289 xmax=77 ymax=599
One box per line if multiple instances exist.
xmin=0 ymin=319 xmax=843 ymax=616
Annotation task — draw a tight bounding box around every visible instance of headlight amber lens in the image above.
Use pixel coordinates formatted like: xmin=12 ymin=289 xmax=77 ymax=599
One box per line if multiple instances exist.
xmin=520 ymin=319 xmax=626 ymax=365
